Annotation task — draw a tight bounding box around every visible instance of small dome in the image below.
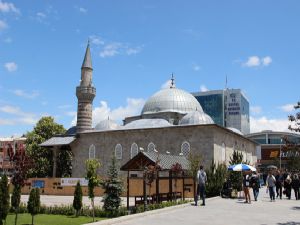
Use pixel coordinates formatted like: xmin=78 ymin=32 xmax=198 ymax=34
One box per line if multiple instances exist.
xmin=65 ymin=126 xmax=77 ymax=135
xmin=123 ymin=119 xmax=172 ymax=129
xmin=179 ymin=110 xmax=214 ymax=125
xmin=228 ymin=127 xmax=244 ymax=136
xmin=142 ymin=88 xmax=203 ymax=115
xmin=95 ymin=118 xmax=119 ymax=131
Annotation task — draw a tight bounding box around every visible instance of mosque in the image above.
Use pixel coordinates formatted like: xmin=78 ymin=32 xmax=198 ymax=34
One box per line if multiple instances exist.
xmin=41 ymin=43 xmax=258 ymax=178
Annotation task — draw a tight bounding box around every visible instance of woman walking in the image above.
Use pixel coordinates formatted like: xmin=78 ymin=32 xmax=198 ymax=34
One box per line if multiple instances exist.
xmin=291 ymin=174 xmax=300 ymax=200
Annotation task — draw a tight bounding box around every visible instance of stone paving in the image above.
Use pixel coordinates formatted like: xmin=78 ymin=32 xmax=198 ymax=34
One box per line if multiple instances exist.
xmin=89 ymin=189 xmax=300 ymax=225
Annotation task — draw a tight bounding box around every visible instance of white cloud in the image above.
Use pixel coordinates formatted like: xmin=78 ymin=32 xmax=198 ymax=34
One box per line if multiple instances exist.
xmin=89 ymin=35 xmax=104 ymax=45
xmin=0 ymin=19 xmax=7 ymax=30
xmin=250 ymin=106 xmax=262 ymax=115
xmin=4 ymin=62 xmax=17 ymax=72
xmin=279 ymin=104 xmax=295 ymax=112
xmin=0 ymin=105 xmax=38 ymax=125
xmin=71 ymin=98 xmax=145 ymax=126
xmin=242 ymin=56 xmax=272 ymax=68
xmin=200 ymin=85 xmax=208 ymax=92
xmin=0 ymin=1 xmax=20 ymax=14
xmin=100 ymin=43 xmax=121 ymax=58
xmin=243 ymin=56 xmax=261 ymax=67
xmin=12 ymin=89 xmax=39 ymax=99
xmin=262 ymin=56 xmax=272 ymax=66
xmin=79 ymin=7 xmax=87 ymax=13
xmin=126 ymin=47 xmax=141 ymax=55
xmin=3 ymin=37 xmax=11 ymax=43
xmin=250 ymin=116 xmax=289 ymax=133
xmin=161 ymin=79 xmax=172 ymax=89
xmin=65 ymin=111 xmax=76 ymax=117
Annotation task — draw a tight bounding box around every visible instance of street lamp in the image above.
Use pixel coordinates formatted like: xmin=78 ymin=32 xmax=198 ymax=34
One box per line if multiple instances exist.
xmin=279 ymin=138 xmax=283 ymax=170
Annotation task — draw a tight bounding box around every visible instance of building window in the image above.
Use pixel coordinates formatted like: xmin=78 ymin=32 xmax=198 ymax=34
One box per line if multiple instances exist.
xmin=147 ymin=142 xmax=155 ymax=153
xmin=131 ymin=143 xmax=138 ymax=159
xmin=221 ymin=143 xmax=226 ymax=162
xmin=115 ymin=144 xmax=122 ymax=160
xmin=89 ymin=144 xmax=95 ymax=159
xmin=181 ymin=141 xmax=190 ymax=157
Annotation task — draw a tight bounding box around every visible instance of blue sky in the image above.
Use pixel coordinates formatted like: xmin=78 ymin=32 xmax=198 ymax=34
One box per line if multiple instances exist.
xmin=0 ymin=0 xmax=299 ymax=137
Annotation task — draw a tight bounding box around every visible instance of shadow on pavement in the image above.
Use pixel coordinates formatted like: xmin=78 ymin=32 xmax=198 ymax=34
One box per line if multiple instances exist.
xmin=292 ymin=206 xmax=300 ymax=210
xmin=277 ymin=222 xmax=300 ymax=225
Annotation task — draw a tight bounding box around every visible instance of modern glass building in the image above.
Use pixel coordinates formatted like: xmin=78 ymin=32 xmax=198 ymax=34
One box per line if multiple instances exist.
xmin=192 ymin=89 xmax=250 ymax=134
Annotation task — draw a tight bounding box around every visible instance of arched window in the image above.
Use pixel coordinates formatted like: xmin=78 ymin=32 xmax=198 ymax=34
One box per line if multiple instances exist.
xmin=115 ymin=144 xmax=122 ymax=160
xmin=89 ymin=144 xmax=95 ymax=159
xmin=221 ymin=143 xmax=226 ymax=162
xmin=147 ymin=142 xmax=155 ymax=153
xmin=181 ymin=141 xmax=190 ymax=157
xmin=131 ymin=143 xmax=138 ymax=159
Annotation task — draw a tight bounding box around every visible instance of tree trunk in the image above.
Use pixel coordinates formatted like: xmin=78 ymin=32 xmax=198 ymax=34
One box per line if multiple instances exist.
xmin=91 ymin=198 xmax=95 ymax=222
xmin=31 ymin=215 xmax=34 ymax=225
xmin=14 ymin=210 xmax=18 ymax=225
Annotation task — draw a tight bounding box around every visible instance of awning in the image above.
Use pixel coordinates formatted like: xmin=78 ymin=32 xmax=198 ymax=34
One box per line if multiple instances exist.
xmin=39 ymin=136 xmax=76 ymax=147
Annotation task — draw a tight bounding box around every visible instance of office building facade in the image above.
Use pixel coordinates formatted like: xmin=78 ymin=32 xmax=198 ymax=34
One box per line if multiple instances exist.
xmin=192 ymin=89 xmax=250 ymax=134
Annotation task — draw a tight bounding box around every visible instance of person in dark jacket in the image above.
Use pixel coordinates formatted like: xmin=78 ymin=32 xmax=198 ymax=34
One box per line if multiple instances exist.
xmin=275 ymin=170 xmax=284 ymax=199
xmin=285 ymin=174 xmax=292 ymax=200
xmin=291 ymin=174 xmax=300 ymax=200
xmin=250 ymin=172 xmax=260 ymax=201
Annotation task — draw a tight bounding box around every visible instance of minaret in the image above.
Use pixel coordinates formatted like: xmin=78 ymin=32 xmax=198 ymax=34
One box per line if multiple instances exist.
xmin=76 ymin=42 xmax=96 ymax=133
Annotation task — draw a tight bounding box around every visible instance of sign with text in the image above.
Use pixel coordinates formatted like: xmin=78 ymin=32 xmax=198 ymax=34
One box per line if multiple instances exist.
xmin=61 ymin=178 xmax=88 ymax=186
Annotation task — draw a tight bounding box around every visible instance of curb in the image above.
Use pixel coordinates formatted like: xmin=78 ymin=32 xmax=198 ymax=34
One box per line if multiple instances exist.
xmin=84 ymin=196 xmax=220 ymax=225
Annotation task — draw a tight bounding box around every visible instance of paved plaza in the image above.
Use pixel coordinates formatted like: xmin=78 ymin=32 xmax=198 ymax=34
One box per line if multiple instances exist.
xmin=88 ymin=190 xmax=300 ymax=225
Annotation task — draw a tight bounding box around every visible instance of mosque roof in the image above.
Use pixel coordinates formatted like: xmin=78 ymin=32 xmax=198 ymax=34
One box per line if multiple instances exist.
xmin=179 ymin=110 xmax=214 ymax=125
xmin=227 ymin=127 xmax=244 ymax=136
xmin=95 ymin=118 xmax=119 ymax=131
xmin=39 ymin=136 xmax=76 ymax=147
xmin=121 ymin=151 xmax=190 ymax=171
xmin=141 ymin=87 xmax=203 ymax=115
xmin=122 ymin=118 xmax=172 ymax=130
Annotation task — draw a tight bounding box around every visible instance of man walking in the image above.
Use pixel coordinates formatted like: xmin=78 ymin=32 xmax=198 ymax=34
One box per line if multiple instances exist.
xmin=195 ymin=165 xmax=207 ymax=206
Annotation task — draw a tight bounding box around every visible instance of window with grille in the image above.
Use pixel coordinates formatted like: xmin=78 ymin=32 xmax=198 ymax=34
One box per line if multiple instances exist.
xmin=89 ymin=144 xmax=95 ymax=159
xmin=115 ymin=144 xmax=122 ymax=160
xmin=181 ymin=141 xmax=190 ymax=157
xmin=147 ymin=142 xmax=155 ymax=153
xmin=131 ymin=143 xmax=138 ymax=159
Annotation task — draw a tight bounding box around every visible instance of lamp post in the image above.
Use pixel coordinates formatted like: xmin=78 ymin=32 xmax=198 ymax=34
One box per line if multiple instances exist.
xmin=279 ymin=138 xmax=282 ymax=170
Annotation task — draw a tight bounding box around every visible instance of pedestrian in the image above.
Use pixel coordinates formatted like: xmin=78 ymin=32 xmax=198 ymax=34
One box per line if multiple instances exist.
xmin=243 ymin=171 xmax=251 ymax=203
xmin=250 ymin=171 xmax=260 ymax=201
xmin=285 ymin=175 xmax=292 ymax=200
xmin=291 ymin=174 xmax=300 ymax=200
xmin=266 ymin=171 xmax=276 ymax=201
xmin=275 ymin=170 xmax=284 ymax=199
xmin=195 ymin=165 xmax=207 ymax=206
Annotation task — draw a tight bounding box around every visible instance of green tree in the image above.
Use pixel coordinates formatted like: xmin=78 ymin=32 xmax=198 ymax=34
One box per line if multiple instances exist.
xmin=73 ymin=181 xmax=83 ymax=217
xmin=11 ymin=185 xmax=21 ymax=225
xmin=85 ymin=159 xmax=100 ymax=222
xmin=205 ymin=161 xmax=228 ymax=197
xmin=228 ymin=150 xmax=244 ymax=191
xmin=26 ymin=117 xmax=66 ymax=177
xmin=101 ymin=156 xmax=123 ymax=214
xmin=0 ymin=175 xmax=10 ymax=225
xmin=27 ymin=188 xmax=41 ymax=225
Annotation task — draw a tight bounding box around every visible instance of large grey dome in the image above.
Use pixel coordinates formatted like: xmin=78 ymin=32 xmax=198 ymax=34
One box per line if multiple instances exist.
xmin=142 ymin=88 xmax=203 ymax=114
xmin=123 ymin=119 xmax=172 ymax=129
xmin=179 ymin=110 xmax=214 ymax=125
xmin=95 ymin=118 xmax=119 ymax=131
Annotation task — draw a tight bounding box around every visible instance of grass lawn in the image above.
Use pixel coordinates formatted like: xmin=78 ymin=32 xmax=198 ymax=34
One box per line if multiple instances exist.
xmin=6 ymin=213 xmax=105 ymax=225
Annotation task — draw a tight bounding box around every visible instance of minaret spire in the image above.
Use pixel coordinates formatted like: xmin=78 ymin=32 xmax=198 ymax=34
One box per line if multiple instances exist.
xmin=81 ymin=40 xmax=92 ymax=69
xmin=76 ymin=41 xmax=96 ymax=133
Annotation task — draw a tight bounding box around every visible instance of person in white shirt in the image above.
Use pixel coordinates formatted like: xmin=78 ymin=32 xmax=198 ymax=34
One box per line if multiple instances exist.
xmin=195 ymin=165 xmax=207 ymax=206
xmin=266 ymin=171 xmax=276 ymax=201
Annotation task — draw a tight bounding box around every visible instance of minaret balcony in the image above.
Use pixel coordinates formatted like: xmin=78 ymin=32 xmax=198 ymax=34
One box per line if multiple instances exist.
xmin=76 ymin=86 xmax=96 ymax=100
